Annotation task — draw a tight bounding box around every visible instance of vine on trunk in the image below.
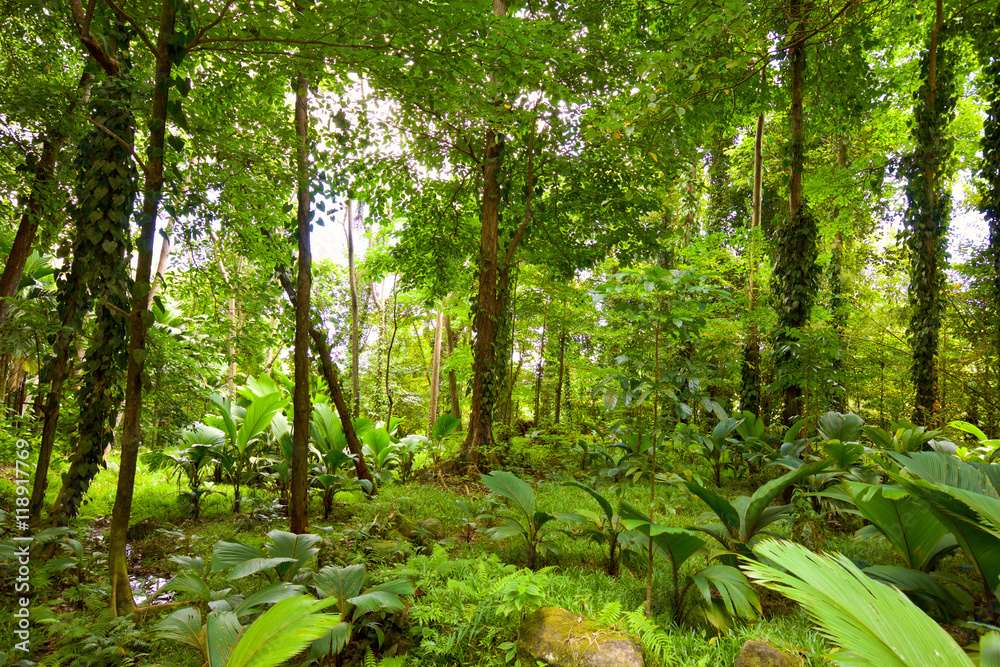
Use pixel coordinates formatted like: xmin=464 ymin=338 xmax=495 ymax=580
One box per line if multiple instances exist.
xmin=54 ymin=53 xmax=137 ymax=519
xmin=901 ymin=34 xmax=957 ymax=426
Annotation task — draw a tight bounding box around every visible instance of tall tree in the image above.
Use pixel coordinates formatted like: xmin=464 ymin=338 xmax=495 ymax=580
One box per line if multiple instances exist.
xmin=772 ymin=0 xmax=819 ymax=424
xmin=902 ymin=0 xmax=956 ymax=426
xmin=978 ymin=16 xmax=1000 ymax=433
xmin=291 ymin=68 xmax=312 ymax=534
xmin=107 ymin=0 xmax=180 ymax=615
xmin=48 ymin=2 xmax=138 ymax=522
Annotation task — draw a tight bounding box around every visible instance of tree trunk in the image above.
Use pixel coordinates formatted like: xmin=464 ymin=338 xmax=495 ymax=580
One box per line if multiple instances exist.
xmin=30 ymin=296 xmax=81 ymax=524
xmin=107 ymin=0 xmax=175 ymax=616
xmin=347 ymin=201 xmax=361 ymax=418
xmin=275 ymin=268 xmax=375 ymax=492
xmin=0 ymin=69 xmax=94 ymax=329
xmin=49 ymin=19 xmax=137 ymax=523
xmin=980 ymin=31 xmax=1000 ymax=435
xmin=906 ymin=0 xmax=953 ymax=426
xmin=534 ymin=312 xmax=546 ymax=424
xmin=445 ymin=314 xmax=462 ymax=428
xmin=554 ymin=328 xmax=566 ymax=425
xmin=429 ymin=310 xmax=444 ymax=433
xmin=459 ymin=0 xmax=510 ymax=470
xmin=773 ymin=0 xmax=818 ymax=426
xmin=290 ymin=72 xmax=312 ymax=534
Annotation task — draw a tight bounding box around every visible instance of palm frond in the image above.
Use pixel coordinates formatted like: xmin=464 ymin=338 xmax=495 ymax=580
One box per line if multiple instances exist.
xmin=744 ymin=540 xmax=972 ymax=667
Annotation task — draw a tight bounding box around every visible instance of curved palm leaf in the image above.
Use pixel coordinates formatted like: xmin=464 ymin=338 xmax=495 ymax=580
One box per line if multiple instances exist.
xmin=745 ymin=540 xmax=973 ymax=667
xmin=482 ymin=470 xmax=535 ymax=520
xmin=842 ymin=481 xmax=955 ymax=571
xmin=227 ymin=594 xmax=340 ymax=667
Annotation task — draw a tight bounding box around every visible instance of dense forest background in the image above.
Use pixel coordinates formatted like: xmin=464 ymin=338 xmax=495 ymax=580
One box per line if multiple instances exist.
xmin=1 ymin=0 xmax=1000 ymax=664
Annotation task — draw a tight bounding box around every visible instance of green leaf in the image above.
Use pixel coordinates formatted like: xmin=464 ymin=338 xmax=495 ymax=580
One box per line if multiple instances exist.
xmin=481 ymin=470 xmax=535 ymax=520
xmin=313 ymin=565 xmax=366 ymax=605
xmin=742 ymin=460 xmax=831 ymax=539
xmin=233 ymin=582 xmax=306 ymax=618
xmin=156 ymin=607 xmax=204 ymax=653
xmin=842 ymin=481 xmax=953 ymax=571
xmin=238 ymin=392 xmax=289 ymax=453
xmin=818 ymin=411 xmax=865 ymax=443
xmin=619 ymin=501 xmax=704 ymax=570
xmin=563 ymin=481 xmax=614 ymax=522
xmin=681 ymin=482 xmax=740 ymax=537
xmin=745 ymin=540 xmax=973 ymax=667
xmin=227 ymin=595 xmax=340 ymax=667
xmin=206 ymin=610 xmax=242 ymax=667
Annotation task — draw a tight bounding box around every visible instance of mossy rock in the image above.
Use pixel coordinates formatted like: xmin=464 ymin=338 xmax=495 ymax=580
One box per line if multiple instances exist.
xmin=733 ymin=641 xmax=803 ymax=667
xmin=518 ymin=607 xmax=643 ymax=667
xmin=416 ymin=518 xmax=445 ymax=540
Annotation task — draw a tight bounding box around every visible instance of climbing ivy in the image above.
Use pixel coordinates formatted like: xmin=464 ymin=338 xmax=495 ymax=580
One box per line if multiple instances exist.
xmin=770 ymin=203 xmax=819 ymax=418
xmin=979 ymin=22 xmax=1000 ymax=416
xmin=56 ymin=52 xmax=138 ymax=518
xmin=901 ymin=37 xmax=957 ymax=426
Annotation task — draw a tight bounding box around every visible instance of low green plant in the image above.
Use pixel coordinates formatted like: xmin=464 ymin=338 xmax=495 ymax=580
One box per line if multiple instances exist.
xmin=559 ymin=481 xmax=628 ymax=576
xmin=209 ymin=390 xmax=288 ymax=513
xmin=948 ymin=420 xmax=1000 ymax=462
xmin=307 ymin=563 xmax=414 ymax=660
xmin=619 ymin=501 xmax=760 ymax=628
xmin=695 ymin=413 xmax=742 ymax=487
xmin=157 ymin=593 xmax=340 ymax=667
xmin=142 ymin=423 xmax=225 ymax=521
xmin=481 ymin=470 xmax=565 ymax=570
xmin=682 ymin=460 xmax=831 ymax=562
xmin=212 ymin=529 xmax=322 ymax=582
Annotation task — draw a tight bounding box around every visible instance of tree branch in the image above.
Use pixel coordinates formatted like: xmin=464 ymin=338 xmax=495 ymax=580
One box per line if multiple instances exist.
xmin=103 ymin=0 xmax=158 ymax=58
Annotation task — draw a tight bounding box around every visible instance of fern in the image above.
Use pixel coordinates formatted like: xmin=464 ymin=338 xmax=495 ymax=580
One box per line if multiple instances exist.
xmin=592 ymin=603 xmax=675 ymax=667
xmin=593 ymin=601 xmax=623 ymax=626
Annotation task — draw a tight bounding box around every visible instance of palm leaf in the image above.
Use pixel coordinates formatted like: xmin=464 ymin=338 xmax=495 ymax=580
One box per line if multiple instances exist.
xmin=894 ymin=476 xmax=1000 ymax=604
xmin=233 ymin=582 xmax=306 ymax=618
xmin=208 ymin=393 xmax=238 ymax=446
xmin=743 ymin=460 xmax=831 ymax=539
xmin=689 ymin=564 xmax=760 ymax=619
xmin=890 ymin=452 xmax=998 ymax=497
xmin=681 ymin=482 xmax=740 ymax=537
xmin=313 ymin=565 xmax=366 ymax=607
xmin=237 ymin=392 xmax=289 ymax=453
xmin=156 ymin=607 xmax=205 ymax=653
xmin=744 ymin=540 xmax=972 ymax=667
xmin=563 ymin=481 xmax=614 ymax=522
xmin=842 ymin=481 xmax=954 ymax=571
xmin=206 ymin=610 xmax=242 ymax=667
xmin=818 ymin=411 xmax=865 ymax=443
xmin=227 ymin=595 xmax=340 ymax=667
xmin=481 ymin=470 xmax=536 ymax=519
xmin=619 ymin=501 xmax=704 ymax=570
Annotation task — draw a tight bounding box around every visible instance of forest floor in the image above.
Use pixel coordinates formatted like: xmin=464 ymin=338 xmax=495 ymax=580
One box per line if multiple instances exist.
xmin=0 ymin=434 xmax=933 ymax=666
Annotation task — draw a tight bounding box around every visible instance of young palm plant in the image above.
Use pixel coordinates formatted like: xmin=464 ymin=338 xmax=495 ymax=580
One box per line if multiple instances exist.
xmin=141 ymin=422 xmax=225 ymax=521
xmin=209 ymin=390 xmax=288 ymax=513
xmin=481 ymin=470 xmax=565 ymax=570
xmin=619 ymin=502 xmax=759 ymax=628
xmin=559 ymin=481 xmax=628 ymax=576
xmin=682 ymin=460 xmax=831 ymax=563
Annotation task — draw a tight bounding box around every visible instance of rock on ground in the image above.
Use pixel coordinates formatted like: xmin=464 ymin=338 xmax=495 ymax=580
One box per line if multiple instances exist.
xmin=733 ymin=640 xmax=803 ymax=667
xmin=517 ymin=607 xmax=643 ymax=667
